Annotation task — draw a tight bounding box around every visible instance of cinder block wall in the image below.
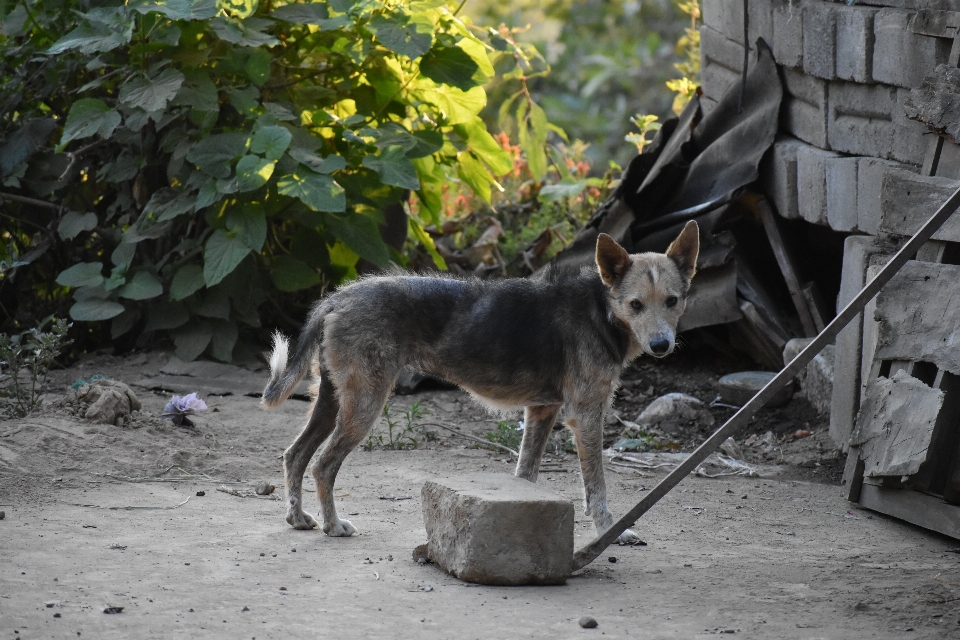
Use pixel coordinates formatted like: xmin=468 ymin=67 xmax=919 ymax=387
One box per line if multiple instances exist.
xmin=700 ymin=0 xmax=959 ymax=448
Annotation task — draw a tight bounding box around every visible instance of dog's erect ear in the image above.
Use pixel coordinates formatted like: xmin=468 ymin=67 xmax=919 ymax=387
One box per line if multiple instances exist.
xmin=665 ymin=220 xmax=700 ymax=282
xmin=596 ymin=233 xmax=631 ymax=286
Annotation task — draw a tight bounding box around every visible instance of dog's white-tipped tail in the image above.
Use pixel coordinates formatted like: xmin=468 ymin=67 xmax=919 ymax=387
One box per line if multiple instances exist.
xmin=261 ymin=331 xmax=293 ymax=408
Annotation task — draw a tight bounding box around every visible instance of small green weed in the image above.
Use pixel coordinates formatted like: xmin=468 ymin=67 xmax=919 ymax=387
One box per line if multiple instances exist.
xmin=0 ymin=319 xmax=71 ymax=417
xmin=484 ymin=421 xmax=523 ymax=451
xmin=364 ymin=402 xmax=427 ymax=451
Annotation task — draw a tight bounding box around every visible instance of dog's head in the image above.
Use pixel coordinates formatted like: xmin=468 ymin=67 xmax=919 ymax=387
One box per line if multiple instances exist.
xmin=595 ymin=221 xmax=699 ymax=359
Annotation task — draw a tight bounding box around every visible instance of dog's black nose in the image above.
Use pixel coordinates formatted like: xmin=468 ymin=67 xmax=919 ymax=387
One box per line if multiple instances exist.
xmin=649 ymin=337 xmax=671 ymax=355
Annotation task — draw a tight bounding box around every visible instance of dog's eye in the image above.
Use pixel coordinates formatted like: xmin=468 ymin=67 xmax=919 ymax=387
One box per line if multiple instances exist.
xmin=665 ymin=296 xmax=678 ymax=308
xmin=630 ymin=300 xmax=644 ymax=311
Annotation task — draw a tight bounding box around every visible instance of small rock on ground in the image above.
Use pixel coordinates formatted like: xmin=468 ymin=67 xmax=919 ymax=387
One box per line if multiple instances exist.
xmin=579 ymin=615 xmax=598 ymax=629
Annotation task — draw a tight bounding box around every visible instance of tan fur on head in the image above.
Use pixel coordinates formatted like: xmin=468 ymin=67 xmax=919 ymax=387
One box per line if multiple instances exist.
xmin=595 ymin=233 xmax=631 ymax=286
xmin=665 ymin=220 xmax=700 ymax=282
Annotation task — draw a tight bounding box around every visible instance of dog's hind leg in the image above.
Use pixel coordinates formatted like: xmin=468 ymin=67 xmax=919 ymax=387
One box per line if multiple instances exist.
xmin=311 ymin=372 xmax=394 ymax=536
xmin=566 ymin=400 xmax=643 ymax=545
xmin=515 ymin=404 xmax=561 ymax=482
xmin=283 ymin=372 xmax=338 ymax=530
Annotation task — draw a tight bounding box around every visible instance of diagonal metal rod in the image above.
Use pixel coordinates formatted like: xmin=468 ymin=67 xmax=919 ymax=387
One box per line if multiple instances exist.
xmin=572 ymin=183 xmax=960 ymax=571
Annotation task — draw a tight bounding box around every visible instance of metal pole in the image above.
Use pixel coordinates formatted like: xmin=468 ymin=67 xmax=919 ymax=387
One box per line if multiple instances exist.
xmin=572 ymin=183 xmax=960 ymax=571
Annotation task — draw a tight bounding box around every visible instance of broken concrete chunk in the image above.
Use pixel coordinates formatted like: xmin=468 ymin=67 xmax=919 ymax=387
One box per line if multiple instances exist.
xmin=421 ymin=473 xmax=573 ymax=585
xmin=851 ymin=370 xmax=943 ymax=478
xmin=59 ymin=379 xmax=141 ymax=426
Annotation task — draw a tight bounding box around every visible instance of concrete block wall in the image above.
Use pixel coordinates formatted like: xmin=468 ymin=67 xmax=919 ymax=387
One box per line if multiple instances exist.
xmin=701 ymin=0 xmax=956 ymax=448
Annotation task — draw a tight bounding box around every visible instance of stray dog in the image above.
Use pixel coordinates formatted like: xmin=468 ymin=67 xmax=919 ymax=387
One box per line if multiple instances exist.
xmin=262 ymin=220 xmax=699 ymax=543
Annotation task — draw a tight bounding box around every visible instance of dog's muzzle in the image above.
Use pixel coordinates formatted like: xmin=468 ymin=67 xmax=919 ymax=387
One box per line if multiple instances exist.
xmin=649 ymin=337 xmax=671 ymax=355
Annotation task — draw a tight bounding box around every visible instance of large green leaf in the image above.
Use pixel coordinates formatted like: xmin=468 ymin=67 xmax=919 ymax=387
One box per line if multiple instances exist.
xmin=419 ymin=45 xmax=481 ymax=91
xmin=61 ymin=99 xmax=121 ymax=145
xmin=144 ymin=301 xmax=190 ymax=331
xmin=245 ymin=49 xmax=271 ymax=86
xmin=362 ymin=146 xmax=420 ymax=190
xmin=368 ymin=13 xmax=433 ymax=59
xmin=129 ymin=0 xmax=217 ymax=20
xmin=186 ymin=133 xmax=249 ymax=178
xmin=144 ymin=188 xmax=197 ymax=222
xmin=325 ymin=213 xmax=391 ymax=267
xmin=118 ymin=271 xmax=163 ymax=300
xmin=47 ymin=10 xmax=134 ymax=54
xmin=174 ymin=71 xmax=219 ymax=112
xmin=271 ymin=255 xmax=321 ymax=292
xmin=57 ymin=211 xmax=98 ymax=240
xmin=56 ymin=262 xmax=104 ymax=288
xmin=251 ymin=126 xmax=292 ymax=161
xmin=209 ymin=319 xmax=238 ymax=362
xmin=70 ymin=299 xmax=126 ymax=321
xmin=271 ymin=3 xmax=328 ymax=23
xmin=204 ymin=229 xmax=251 ymax=286
xmin=375 ymin=124 xmax=443 ymax=159
xmin=456 ymin=150 xmax=494 ymax=203
xmin=454 ymin=117 xmax=513 ymax=176
xmin=172 ymin=321 xmax=214 ymax=361
xmin=222 ymin=0 xmax=258 ymax=20
xmin=235 ymin=155 xmax=275 ymax=192
xmin=226 ymin=207 xmax=266 ymax=251
xmin=287 ymin=149 xmax=346 ymax=174
xmin=119 ymin=68 xmax=185 ymax=113
xmin=170 ymin=264 xmax=205 ymax=301
xmin=422 ymin=86 xmax=485 ymax=125
xmin=211 ymin=16 xmax=279 ymax=47
xmin=277 ymin=170 xmax=346 ymax=212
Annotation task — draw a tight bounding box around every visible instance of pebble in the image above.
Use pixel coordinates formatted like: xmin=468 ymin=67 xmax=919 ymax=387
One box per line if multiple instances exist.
xmin=0 ymin=510 xmax=5 ymax=519
xmin=608 ymin=557 xmax=617 ymax=563
xmin=196 ymin=491 xmax=205 ymax=497
xmin=579 ymin=616 xmax=598 ymax=629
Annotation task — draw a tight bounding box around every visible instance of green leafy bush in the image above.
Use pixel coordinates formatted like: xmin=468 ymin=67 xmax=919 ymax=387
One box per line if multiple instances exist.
xmin=0 ymin=0 xmax=558 ymax=361
xmin=0 ymin=318 xmax=71 ymax=416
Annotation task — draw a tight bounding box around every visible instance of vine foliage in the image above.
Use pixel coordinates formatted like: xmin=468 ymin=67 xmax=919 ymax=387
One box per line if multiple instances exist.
xmin=0 ymin=0 xmax=555 ymax=362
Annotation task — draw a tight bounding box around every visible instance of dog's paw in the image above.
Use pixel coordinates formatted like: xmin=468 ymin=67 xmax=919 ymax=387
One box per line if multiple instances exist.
xmin=323 ymin=518 xmax=357 ymax=537
xmin=285 ymin=509 xmax=320 ymax=530
xmin=616 ymin=528 xmax=644 ymax=545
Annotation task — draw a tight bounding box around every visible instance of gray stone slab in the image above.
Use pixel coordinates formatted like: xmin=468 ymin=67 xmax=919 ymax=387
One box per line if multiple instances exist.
xmin=783 ymin=337 xmax=835 ymax=417
xmin=797 ymin=143 xmax=841 ymax=225
xmin=826 ymin=156 xmax=860 ymax=231
xmin=700 ymin=26 xmax=745 ymax=100
xmin=702 ymin=0 xmax=744 ymax=42
xmin=836 ymin=5 xmax=878 ymax=83
xmin=894 ymin=87 xmax=933 ymax=165
xmin=131 ymin=356 xmax=311 ymax=398
xmin=422 ymin=473 xmax=574 ymax=585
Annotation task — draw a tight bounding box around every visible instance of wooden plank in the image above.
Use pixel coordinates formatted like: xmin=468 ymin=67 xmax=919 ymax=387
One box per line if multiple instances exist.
xmin=858 ymin=483 xmax=960 ymax=541
xmin=851 ymin=370 xmax=945 ymax=478
xmin=844 ymin=445 xmax=865 ymax=502
xmin=916 ymin=240 xmax=947 ymax=263
xmin=879 ymin=169 xmax=960 ymax=241
xmin=730 ymin=299 xmax=786 ymax=370
xmin=801 ymin=281 xmax=829 ymax=333
xmin=757 ymin=199 xmax=818 ymax=337
xmin=873 ymin=261 xmax=960 ymax=375
xmin=911 ymin=371 xmax=960 ymax=497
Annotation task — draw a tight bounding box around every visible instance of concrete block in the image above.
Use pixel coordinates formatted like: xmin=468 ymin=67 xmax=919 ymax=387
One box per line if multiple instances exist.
xmin=702 ymin=0 xmax=744 ymax=43
xmin=827 ymin=80 xmax=899 ymax=159
xmin=894 ymin=87 xmax=932 ymax=166
xmin=783 ymin=337 xmax=835 ymax=416
xmin=857 ymin=157 xmax=911 ymax=234
xmin=773 ymin=1 xmax=804 ymax=68
xmin=829 ymin=235 xmax=895 ymax=448
xmin=803 ymin=2 xmax=838 ymax=80
xmin=760 ymin=134 xmax=805 ymax=219
xmin=825 ymin=156 xmax=860 ymax=232
xmin=421 ymin=472 xmax=574 ymax=585
xmin=797 ymin=143 xmax=840 ymax=225
xmin=782 ymin=67 xmax=829 ymax=148
xmin=700 ymin=26 xmax=747 ymax=100
xmin=701 ymin=95 xmax=719 ymax=116
xmin=873 ymin=8 xmax=952 ymax=89
xmin=748 ymin=0 xmax=775 ymax=50
xmin=879 ymin=168 xmax=960 ymax=240
xmin=836 ymin=5 xmax=878 ymax=83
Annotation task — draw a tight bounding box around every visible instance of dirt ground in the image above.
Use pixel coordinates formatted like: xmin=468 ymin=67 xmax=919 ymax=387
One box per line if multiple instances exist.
xmin=3 ymin=347 xmax=960 ymax=639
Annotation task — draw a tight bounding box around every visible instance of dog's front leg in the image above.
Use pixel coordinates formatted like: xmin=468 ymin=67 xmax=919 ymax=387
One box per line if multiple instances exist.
xmin=566 ymin=403 xmax=643 ymax=545
xmin=515 ymin=404 xmax=561 ymax=482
